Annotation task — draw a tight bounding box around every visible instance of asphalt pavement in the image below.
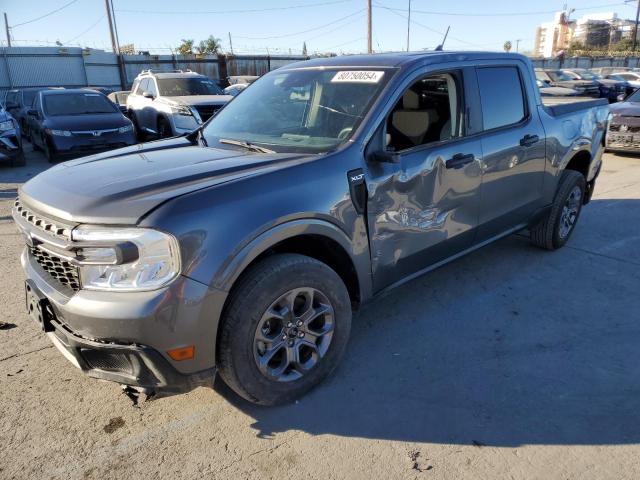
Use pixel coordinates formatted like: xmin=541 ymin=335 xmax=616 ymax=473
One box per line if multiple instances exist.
xmin=1 ymin=144 xmax=639 ymax=479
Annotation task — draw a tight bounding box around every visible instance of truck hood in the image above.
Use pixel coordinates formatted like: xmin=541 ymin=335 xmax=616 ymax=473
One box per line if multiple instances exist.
xmin=160 ymin=95 xmax=233 ymax=107
xmin=19 ymin=138 xmax=309 ymax=224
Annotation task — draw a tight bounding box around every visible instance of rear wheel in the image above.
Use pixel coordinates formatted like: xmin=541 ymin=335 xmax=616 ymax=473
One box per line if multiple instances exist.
xmin=217 ymin=254 xmax=352 ymax=405
xmin=530 ymin=170 xmax=586 ymax=250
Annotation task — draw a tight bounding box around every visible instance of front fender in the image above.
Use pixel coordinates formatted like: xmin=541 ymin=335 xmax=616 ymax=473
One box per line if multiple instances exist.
xmin=212 ymin=218 xmax=371 ymax=300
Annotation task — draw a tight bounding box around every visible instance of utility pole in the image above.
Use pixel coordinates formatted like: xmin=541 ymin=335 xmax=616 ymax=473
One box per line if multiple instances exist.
xmin=110 ymin=0 xmax=122 ymax=54
xmin=516 ymin=39 xmax=521 ymax=52
xmin=228 ymin=32 xmax=233 ymax=55
xmin=367 ymin=0 xmax=372 ymax=54
xmin=406 ymin=0 xmax=411 ymax=51
xmin=3 ymin=13 xmax=10 ymax=47
xmin=104 ymin=0 xmax=118 ymax=54
xmin=633 ymin=0 xmax=640 ymax=52
xmin=105 ymin=0 xmax=126 ymax=90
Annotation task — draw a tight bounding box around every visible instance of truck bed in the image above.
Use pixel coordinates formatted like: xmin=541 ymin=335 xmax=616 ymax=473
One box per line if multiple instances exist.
xmin=542 ymin=96 xmax=609 ymax=116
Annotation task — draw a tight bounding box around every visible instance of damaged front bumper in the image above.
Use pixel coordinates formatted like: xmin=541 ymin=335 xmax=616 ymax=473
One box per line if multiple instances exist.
xmin=44 ymin=315 xmax=214 ymax=395
xmin=20 ymin=246 xmax=224 ymax=396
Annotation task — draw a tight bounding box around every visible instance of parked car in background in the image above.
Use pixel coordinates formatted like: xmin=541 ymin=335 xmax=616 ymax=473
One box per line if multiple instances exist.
xmin=107 ymin=91 xmax=130 ymax=116
xmin=0 ymin=107 xmax=24 ymax=167
xmin=83 ymin=86 xmax=116 ymax=96
xmin=27 ymin=89 xmax=135 ymax=162
xmin=606 ymin=71 xmax=640 ymax=89
xmin=14 ymin=52 xmax=608 ymax=405
xmin=535 ymin=69 xmax=600 ymax=97
xmin=224 ymin=84 xmax=249 ymax=96
xmin=127 ymin=69 xmax=232 ymax=138
xmin=2 ymin=87 xmax=59 ymax=139
xmin=606 ymin=87 xmax=640 ymax=152
xmin=561 ymin=68 xmax=627 ymax=102
xmin=536 ymin=79 xmax=580 ymax=97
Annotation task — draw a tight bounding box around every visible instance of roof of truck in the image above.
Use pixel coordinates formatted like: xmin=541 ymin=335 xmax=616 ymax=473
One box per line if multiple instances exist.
xmin=282 ymin=51 xmax=528 ymax=70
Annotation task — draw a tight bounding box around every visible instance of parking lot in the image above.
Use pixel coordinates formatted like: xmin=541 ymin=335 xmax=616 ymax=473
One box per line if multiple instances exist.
xmin=1 ymin=145 xmax=639 ymax=479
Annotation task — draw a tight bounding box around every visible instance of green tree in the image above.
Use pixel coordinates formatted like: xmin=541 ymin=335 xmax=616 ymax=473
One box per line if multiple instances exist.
xmin=177 ymin=39 xmax=194 ymax=55
xmin=196 ymin=35 xmax=222 ymax=54
xmin=302 ymin=41 xmax=308 ymax=56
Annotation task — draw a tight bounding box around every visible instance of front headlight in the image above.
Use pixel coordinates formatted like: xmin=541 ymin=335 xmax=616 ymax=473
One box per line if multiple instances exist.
xmin=170 ymin=105 xmax=193 ymax=116
xmin=71 ymin=226 xmax=181 ymax=291
xmin=49 ymin=129 xmax=72 ymax=136
xmin=0 ymin=120 xmax=13 ymax=131
xmin=118 ymin=124 xmax=133 ymax=133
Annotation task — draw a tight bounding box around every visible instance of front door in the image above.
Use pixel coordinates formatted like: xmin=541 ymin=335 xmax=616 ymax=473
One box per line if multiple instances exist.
xmin=365 ymin=69 xmax=483 ymax=292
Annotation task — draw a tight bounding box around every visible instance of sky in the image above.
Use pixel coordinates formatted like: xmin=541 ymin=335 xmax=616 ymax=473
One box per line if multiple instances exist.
xmin=1 ymin=0 xmax=639 ymax=55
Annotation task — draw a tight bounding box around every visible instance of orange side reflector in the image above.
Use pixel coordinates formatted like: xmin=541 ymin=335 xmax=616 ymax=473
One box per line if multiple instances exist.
xmin=167 ymin=345 xmax=195 ymax=361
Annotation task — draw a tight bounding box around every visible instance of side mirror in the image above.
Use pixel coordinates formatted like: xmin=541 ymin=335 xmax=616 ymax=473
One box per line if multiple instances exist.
xmin=142 ymin=91 xmax=155 ymax=99
xmin=617 ymin=93 xmax=626 ymax=102
xmin=370 ymin=150 xmax=400 ymax=164
xmin=27 ymin=108 xmax=38 ymax=117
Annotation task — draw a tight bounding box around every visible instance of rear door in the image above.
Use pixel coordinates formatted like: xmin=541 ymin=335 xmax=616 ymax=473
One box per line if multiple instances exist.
xmin=474 ymin=64 xmax=547 ymax=241
xmin=365 ymin=67 xmax=484 ymax=291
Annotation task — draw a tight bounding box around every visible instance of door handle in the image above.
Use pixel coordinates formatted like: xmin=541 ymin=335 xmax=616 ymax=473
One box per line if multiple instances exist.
xmin=445 ymin=153 xmax=475 ymax=169
xmin=520 ymin=134 xmax=539 ymax=147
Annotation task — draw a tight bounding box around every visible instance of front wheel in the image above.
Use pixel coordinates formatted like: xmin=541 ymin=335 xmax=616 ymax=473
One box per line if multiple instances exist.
xmin=217 ymin=254 xmax=352 ymax=405
xmin=157 ymin=116 xmax=172 ymax=139
xmin=530 ymin=170 xmax=586 ymax=250
xmin=43 ymin=136 xmax=59 ymax=163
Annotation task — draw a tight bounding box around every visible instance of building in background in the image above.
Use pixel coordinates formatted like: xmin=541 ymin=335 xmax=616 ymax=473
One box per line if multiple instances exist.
xmin=534 ymin=12 xmax=575 ymax=58
xmin=534 ymin=11 xmax=639 ymax=57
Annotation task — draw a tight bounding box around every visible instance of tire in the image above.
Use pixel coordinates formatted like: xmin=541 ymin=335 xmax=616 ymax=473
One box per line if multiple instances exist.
xmin=43 ymin=136 xmax=58 ymax=164
xmin=530 ymin=170 xmax=586 ymax=250
xmin=157 ymin=116 xmax=171 ymax=139
xmin=130 ymin=112 xmax=146 ymax=142
xmin=217 ymin=253 xmax=352 ymax=406
xmin=10 ymin=151 xmax=26 ymax=167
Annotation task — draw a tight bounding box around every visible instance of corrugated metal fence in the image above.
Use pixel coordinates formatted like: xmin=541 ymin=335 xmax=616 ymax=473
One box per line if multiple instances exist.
xmin=0 ymin=47 xmax=309 ymax=93
xmin=531 ymin=56 xmax=640 ymax=69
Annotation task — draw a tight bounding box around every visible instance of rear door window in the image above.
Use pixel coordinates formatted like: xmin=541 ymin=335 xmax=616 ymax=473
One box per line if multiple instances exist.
xmin=476 ymin=66 xmax=526 ymax=131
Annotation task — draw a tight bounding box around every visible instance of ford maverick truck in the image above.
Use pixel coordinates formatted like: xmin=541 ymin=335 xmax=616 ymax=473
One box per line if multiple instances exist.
xmin=14 ymin=52 xmax=609 ymax=405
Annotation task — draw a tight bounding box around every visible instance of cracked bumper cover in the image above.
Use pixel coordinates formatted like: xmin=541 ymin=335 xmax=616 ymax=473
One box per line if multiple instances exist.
xmin=21 ymin=248 xmax=227 ymax=393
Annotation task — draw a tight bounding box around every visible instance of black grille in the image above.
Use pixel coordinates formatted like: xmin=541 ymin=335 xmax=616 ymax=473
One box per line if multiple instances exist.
xmin=29 ymin=246 xmax=80 ymax=291
xmin=80 ymin=349 xmax=133 ymax=373
xmin=194 ymin=105 xmax=221 ymax=122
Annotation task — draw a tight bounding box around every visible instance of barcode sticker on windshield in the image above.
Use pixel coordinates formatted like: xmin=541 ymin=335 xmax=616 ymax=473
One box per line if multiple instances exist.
xmin=331 ymin=71 xmax=384 ymax=83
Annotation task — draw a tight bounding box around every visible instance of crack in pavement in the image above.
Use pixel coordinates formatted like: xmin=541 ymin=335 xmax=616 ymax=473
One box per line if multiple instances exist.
xmin=564 ymin=245 xmax=640 ymax=267
xmin=0 ymin=345 xmax=53 ymax=363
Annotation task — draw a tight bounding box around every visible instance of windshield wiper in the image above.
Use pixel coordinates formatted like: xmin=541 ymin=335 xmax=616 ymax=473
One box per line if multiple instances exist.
xmin=218 ymin=138 xmax=275 ymax=154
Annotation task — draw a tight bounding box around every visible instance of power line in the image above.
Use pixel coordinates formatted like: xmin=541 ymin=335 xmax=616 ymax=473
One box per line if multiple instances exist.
xmin=234 ymin=9 xmax=365 ymax=40
xmin=116 ymin=0 xmax=355 ymax=15
xmin=374 ymin=2 xmax=478 ymax=47
xmin=376 ymin=1 xmax=630 ymax=18
xmin=64 ymin=14 xmax=106 ymax=45
xmin=11 ymin=0 xmax=80 ymax=28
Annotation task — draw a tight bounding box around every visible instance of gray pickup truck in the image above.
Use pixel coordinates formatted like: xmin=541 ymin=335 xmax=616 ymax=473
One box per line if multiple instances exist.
xmin=14 ymin=52 xmax=609 ymax=405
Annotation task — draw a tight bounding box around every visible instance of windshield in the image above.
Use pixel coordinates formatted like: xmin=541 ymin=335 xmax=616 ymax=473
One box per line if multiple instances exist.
xmin=203 ymin=68 xmax=392 ymax=153
xmin=547 ymin=71 xmax=574 ymax=82
xmin=157 ymin=77 xmax=223 ymax=96
xmin=575 ymin=70 xmax=600 ymax=80
xmin=43 ymin=92 xmax=117 ymax=116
